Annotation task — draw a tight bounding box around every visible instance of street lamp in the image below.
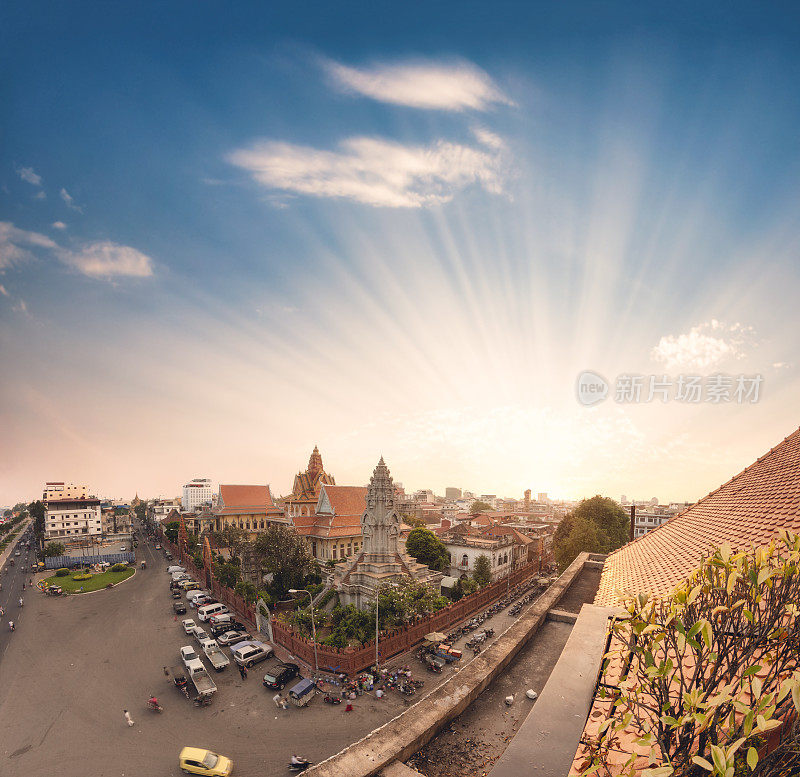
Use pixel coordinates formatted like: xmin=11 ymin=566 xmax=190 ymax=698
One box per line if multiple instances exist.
xmin=289 ymin=588 xmax=318 ymax=679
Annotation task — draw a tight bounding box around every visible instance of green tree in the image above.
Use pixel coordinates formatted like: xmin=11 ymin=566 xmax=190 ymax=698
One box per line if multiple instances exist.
xmin=44 ymin=541 xmax=66 ymax=557
xmin=214 ymin=558 xmax=241 ymax=588
xmin=576 ymin=533 xmax=800 ymax=777
xmin=405 ymin=527 xmax=450 ymax=571
xmin=253 ymin=524 xmax=315 ymax=599
xmin=28 ymin=500 xmax=46 ymax=548
xmin=469 ymin=500 xmax=493 ymax=514
xmin=403 ymin=514 xmax=426 ymax=528
xmin=554 ymin=516 xmax=603 ymax=571
xmin=553 ymin=496 xmax=629 ymax=571
xmin=219 ymin=525 xmax=249 ymax=560
xmin=163 ymin=520 xmax=180 ymax=543
xmin=473 ymin=554 xmax=491 ymax=586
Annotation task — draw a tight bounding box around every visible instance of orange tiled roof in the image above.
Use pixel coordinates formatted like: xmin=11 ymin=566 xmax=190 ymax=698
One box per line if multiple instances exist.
xmin=216 ymin=484 xmax=282 ymax=515
xmin=291 ymin=484 xmax=366 ymax=540
xmin=595 ymin=426 xmax=800 ymax=606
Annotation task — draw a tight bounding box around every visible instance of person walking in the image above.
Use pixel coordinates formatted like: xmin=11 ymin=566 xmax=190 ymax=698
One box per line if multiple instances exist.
xmin=238 ymin=664 xmax=247 ymax=681
xmin=272 ymin=692 xmax=282 ymax=708
xmin=123 ymin=709 xmax=134 ymax=727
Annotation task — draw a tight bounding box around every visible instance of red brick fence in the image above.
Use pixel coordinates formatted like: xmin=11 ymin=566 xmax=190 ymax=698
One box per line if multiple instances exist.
xmin=161 ymin=532 xmax=543 ymax=676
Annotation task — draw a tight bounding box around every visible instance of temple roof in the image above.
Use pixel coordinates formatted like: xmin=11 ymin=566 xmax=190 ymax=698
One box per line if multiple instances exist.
xmin=289 ymin=446 xmax=336 ymax=501
xmin=215 ymin=484 xmax=283 ymax=516
xmin=595 ymin=426 xmax=800 ymax=606
xmin=291 ymin=484 xmax=366 ymax=539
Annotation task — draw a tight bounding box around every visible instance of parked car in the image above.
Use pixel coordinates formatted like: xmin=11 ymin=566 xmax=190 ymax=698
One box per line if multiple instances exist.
xmin=230 ymin=641 xmax=273 ymax=668
xmin=173 ymin=600 xmax=187 ymax=615
xmin=210 ymin=621 xmax=247 ymax=637
xmin=182 ymin=619 xmax=198 ymax=635
xmin=178 ymin=747 xmax=233 ymax=776
xmin=194 ymin=628 xmax=209 ymax=643
xmin=217 ymin=630 xmax=251 ymax=646
xmin=155 ymin=543 xmax=161 ymax=549
xmin=165 ymin=552 xmax=173 ymax=560
xmin=180 ymin=645 xmax=205 ymax=674
xmin=262 ymin=662 xmax=299 ymax=691
xmin=171 ymin=589 xmax=183 ymax=599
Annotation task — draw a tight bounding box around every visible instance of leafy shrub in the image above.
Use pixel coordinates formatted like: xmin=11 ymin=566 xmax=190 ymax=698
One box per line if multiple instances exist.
xmin=55 ymin=568 xmax=70 ymax=577
xmin=111 ymin=563 xmax=127 ymax=572
xmin=317 ymin=589 xmax=337 ymax=609
xmin=72 ymin=573 xmax=92 ymax=581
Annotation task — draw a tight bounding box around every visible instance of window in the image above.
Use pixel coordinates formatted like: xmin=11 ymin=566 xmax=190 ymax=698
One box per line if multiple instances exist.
xmin=461 ymin=554 xmax=468 ymax=567
xmin=333 ymin=547 xmax=337 ymax=559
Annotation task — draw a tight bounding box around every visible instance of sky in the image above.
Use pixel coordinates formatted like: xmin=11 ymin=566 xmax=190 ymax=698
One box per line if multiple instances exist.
xmin=1 ymin=2 xmax=800 ymax=506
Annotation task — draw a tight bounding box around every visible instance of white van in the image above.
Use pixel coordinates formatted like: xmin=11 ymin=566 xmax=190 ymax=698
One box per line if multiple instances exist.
xmin=209 ymin=613 xmax=235 ymax=627
xmin=197 ymin=602 xmax=229 ymax=622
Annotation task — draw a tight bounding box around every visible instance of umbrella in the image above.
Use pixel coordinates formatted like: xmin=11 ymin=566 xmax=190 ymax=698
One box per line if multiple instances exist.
xmin=424 ymin=632 xmax=447 ymax=643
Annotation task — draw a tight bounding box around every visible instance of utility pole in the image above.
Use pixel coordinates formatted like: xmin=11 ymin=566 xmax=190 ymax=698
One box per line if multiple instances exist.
xmin=629 ymin=505 xmax=636 ymax=544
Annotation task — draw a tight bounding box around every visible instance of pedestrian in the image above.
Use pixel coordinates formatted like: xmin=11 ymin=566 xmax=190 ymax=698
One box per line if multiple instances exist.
xmin=273 ymin=692 xmax=282 ymax=708
xmin=345 ymin=702 xmax=353 ymax=712
xmin=238 ymin=664 xmax=247 ymax=681
xmin=123 ymin=709 xmax=134 ymax=727
xmin=280 ymin=698 xmax=289 ymax=710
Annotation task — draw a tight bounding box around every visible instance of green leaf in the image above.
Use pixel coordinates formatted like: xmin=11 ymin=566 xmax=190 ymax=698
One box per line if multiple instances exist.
xmin=711 ymin=744 xmax=726 ymax=773
xmin=692 ymin=756 xmax=714 ymax=771
xmin=642 ymin=768 xmax=673 ymax=777
xmin=742 ymin=665 xmax=762 ymax=678
xmin=747 ymin=747 xmax=758 ymax=770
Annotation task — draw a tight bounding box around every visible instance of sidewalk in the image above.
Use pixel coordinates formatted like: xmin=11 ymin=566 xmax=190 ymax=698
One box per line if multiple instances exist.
xmin=0 ymin=519 xmax=32 ymax=571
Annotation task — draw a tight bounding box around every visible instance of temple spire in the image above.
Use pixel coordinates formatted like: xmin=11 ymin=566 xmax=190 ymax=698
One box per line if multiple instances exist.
xmin=308 ymin=445 xmax=323 ymax=478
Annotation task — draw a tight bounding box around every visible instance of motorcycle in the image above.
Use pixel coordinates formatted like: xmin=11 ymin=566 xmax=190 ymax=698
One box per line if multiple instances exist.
xmin=147 ymin=699 xmax=163 ymax=712
xmin=323 ymin=694 xmax=342 ymax=705
xmin=288 ymin=759 xmax=313 ymax=772
xmin=8 ymin=621 xmax=14 ymax=631
xmin=18 ymin=598 xmax=23 ymax=607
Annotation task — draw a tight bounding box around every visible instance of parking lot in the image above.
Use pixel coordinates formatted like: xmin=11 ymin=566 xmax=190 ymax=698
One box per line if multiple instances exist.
xmin=0 ymin=535 xmax=411 ymax=777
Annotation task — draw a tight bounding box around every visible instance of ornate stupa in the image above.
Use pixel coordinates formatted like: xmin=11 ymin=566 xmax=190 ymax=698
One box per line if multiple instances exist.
xmin=335 ymin=457 xmax=443 ymax=608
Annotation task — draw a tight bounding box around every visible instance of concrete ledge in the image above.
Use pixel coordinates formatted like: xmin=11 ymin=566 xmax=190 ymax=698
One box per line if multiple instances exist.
xmin=546 ymin=609 xmax=578 ymax=624
xmin=488 ymin=603 xmax=617 ymax=777
xmin=583 ymin=560 xmax=605 ymax=570
xmin=305 ymin=553 xmax=593 ymax=777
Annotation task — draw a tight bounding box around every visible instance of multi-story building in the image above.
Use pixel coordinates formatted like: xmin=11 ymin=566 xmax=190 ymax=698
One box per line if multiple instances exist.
xmin=445 ymin=487 xmax=462 ymax=500
xmin=44 ymin=483 xmax=101 ymax=539
xmin=438 ymin=526 xmax=514 ymax=582
xmin=182 ymin=478 xmax=213 ymax=511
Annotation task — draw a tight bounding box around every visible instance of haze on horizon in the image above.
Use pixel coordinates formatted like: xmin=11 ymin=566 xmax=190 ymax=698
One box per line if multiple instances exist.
xmin=1 ymin=3 xmax=799 ymax=507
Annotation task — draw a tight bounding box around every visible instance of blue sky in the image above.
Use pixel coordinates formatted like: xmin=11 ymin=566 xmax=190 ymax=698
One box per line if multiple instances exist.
xmin=2 ymin=2 xmax=800 ymax=504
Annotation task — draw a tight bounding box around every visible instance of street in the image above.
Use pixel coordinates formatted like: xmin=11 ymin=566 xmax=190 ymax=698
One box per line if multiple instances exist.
xmin=0 ymin=529 xmax=413 ymax=777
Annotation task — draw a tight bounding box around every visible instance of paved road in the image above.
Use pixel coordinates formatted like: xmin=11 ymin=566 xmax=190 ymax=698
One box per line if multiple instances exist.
xmin=0 ymin=526 xmax=412 ymax=777
xmin=0 ymin=526 xmax=34 ymax=663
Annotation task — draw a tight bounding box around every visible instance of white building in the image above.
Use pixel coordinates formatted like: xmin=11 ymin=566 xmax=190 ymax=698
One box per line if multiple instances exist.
xmin=44 ymin=492 xmax=102 ymax=540
xmin=440 ymin=532 xmax=514 ymax=582
xmin=182 ymin=478 xmax=213 ymax=511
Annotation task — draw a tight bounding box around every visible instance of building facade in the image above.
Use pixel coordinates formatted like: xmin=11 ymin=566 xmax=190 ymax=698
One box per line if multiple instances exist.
xmin=43 ymin=482 xmax=89 ymax=501
xmin=45 ymin=491 xmax=102 ymax=539
xmin=291 ymin=484 xmax=366 ymax=562
xmin=182 ymin=478 xmax=213 ymax=511
xmin=439 ymin=526 xmax=515 ymax=581
xmin=211 ymin=484 xmax=287 ymax=537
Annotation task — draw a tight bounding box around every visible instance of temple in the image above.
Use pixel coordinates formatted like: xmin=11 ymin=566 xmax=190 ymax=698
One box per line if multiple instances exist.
xmin=282 ymin=446 xmax=336 ymax=518
xmin=335 ymin=457 xmax=443 ymax=608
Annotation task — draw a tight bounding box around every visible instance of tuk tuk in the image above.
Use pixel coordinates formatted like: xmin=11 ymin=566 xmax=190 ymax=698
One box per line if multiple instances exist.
xmin=45 ymin=585 xmax=63 ymax=596
xmin=288 ymin=678 xmax=316 ymax=707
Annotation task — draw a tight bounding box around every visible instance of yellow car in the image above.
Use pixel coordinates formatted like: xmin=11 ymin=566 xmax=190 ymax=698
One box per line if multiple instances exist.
xmin=179 ymin=747 xmax=233 ymax=776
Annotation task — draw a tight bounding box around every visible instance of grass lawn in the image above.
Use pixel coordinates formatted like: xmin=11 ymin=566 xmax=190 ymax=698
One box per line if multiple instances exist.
xmin=42 ymin=567 xmax=135 ymax=593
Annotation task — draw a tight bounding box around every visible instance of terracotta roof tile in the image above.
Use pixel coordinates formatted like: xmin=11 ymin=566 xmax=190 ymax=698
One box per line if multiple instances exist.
xmin=595 ymin=426 xmax=800 ymax=606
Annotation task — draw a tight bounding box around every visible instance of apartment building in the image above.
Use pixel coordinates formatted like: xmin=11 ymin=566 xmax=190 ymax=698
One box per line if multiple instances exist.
xmin=44 ymin=482 xmax=101 ymax=539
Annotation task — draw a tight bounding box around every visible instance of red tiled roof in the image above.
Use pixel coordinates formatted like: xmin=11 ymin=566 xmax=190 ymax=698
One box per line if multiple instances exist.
xmin=319 ymin=485 xmax=367 ymax=518
xmin=216 ymin=484 xmax=282 ymax=515
xmin=483 ymin=526 xmax=534 ymax=545
xmin=595 ymin=426 xmax=800 ymax=606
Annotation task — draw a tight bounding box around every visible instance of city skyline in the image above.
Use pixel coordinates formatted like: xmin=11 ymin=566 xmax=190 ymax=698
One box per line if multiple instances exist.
xmin=2 ymin=3 xmax=799 ymax=506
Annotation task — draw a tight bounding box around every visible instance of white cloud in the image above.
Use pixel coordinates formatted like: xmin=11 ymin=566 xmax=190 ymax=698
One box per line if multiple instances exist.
xmin=0 ymin=221 xmax=57 ymax=269
xmin=60 ymin=188 xmax=83 ymax=213
xmin=0 ymin=221 xmax=153 ymax=280
xmin=58 ymin=240 xmax=154 ymax=278
xmin=34 ymin=190 xmax=46 ymax=200
xmin=228 ymin=130 xmax=508 ymax=208
xmin=0 ymin=284 xmax=9 ymax=297
xmin=52 ymin=221 xmax=67 ymax=230
xmin=16 ymin=166 xmax=42 ymax=186
xmin=323 ymin=58 xmax=513 ymax=112
xmin=12 ymin=299 xmax=28 ymax=315
xmin=651 ymin=320 xmax=754 ymax=370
